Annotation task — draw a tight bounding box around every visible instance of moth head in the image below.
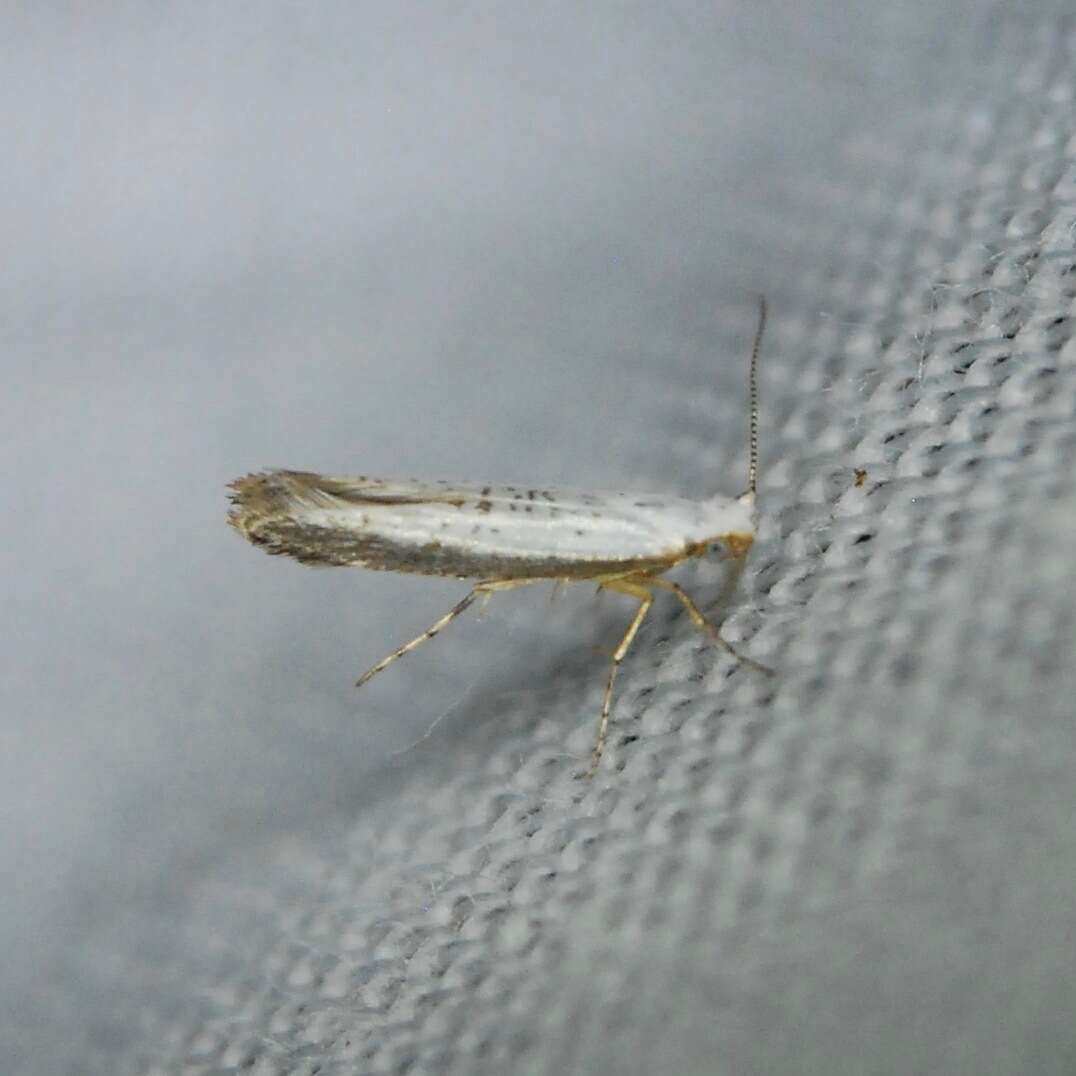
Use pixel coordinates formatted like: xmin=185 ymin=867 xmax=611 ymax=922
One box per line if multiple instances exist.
xmin=701 ymin=529 xmax=754 ymax=561
xmin=695 ymin=490 xmax=756 ymax=561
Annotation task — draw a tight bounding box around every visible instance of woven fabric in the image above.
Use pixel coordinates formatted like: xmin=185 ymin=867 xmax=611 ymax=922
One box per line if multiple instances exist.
xmin=8 ymin=3 xmax=1076 ymax=1074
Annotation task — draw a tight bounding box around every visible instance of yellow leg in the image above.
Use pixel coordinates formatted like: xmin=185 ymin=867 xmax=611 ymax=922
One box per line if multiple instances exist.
xmin=586 ymin=579 xmax=655 ymax=775
xmin=647 ymin=576 xmax=772 ymax=675
xmin=355 ymin=578 xmax=538 ymax=688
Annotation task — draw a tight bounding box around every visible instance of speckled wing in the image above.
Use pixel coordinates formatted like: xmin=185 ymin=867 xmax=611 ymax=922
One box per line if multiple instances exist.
xmin=227 ymin=470 xmax=754 ymax=580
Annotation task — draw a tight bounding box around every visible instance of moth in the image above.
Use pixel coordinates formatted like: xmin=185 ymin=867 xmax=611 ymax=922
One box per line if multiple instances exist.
xmin=229 ymin=299 xmax=771 ymax=772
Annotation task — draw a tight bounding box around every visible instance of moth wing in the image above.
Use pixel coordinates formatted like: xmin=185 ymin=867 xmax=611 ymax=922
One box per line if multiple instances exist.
xmin=229 ymin=470 xmax=709 ymax=573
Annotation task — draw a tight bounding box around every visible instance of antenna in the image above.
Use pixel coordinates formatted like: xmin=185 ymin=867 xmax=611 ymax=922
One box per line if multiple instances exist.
xmin=747 ymin=296 xmax=767 ymax=499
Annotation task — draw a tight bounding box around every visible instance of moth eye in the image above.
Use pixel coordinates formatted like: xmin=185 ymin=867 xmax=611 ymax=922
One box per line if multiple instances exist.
xmin=708 ymin=540 xmax=726 ymax=557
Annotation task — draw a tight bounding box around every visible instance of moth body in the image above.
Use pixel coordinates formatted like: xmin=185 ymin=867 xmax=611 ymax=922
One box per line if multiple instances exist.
xmin=228 ymin=471 xmax=755 ymax=580
xmin=228 ymin=298 xmax=770 ymax=773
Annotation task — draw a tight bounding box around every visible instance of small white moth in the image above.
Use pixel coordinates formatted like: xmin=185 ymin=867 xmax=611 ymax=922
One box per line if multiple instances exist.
xmin=229 ymin=299 xmax=771 ymax=772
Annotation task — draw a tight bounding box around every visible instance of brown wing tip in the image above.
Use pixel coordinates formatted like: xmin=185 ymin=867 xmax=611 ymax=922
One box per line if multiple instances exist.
xmin=228 ymin=469 xmax=344 ymax=539
xmin=227 ymin=471 xmax=297 ymax=535
xmin=226 ymin=473 xmax=267 ymax=528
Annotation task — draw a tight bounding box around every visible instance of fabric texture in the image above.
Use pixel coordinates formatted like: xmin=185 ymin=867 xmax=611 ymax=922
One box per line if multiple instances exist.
xmin=7 ymin=3 xmax=1076 ymax=1074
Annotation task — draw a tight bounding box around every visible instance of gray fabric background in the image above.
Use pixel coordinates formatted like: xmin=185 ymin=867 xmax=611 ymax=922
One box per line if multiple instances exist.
xmin=4 ymin=3 xmax=1076 ymax=1074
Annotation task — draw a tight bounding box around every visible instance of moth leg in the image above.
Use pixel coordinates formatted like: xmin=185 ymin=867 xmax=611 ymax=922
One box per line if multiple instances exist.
xmin=647 ymin=576 xmax=772 ymax=675
xmin=587 ymin=579 xmax=654 ymax=776
xmin=354 ymin=578 xmax=539 ymax=688
xmin=356 ymin=589 xmax=480 ymax=687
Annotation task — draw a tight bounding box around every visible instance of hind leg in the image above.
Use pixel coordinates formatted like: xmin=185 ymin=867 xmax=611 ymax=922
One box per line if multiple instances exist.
xmin=355 ymin=578 xmax=542 ymax=688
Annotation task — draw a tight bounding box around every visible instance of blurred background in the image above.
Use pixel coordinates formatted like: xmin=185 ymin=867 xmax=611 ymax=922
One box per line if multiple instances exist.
xmin=4 ymin=4 xmax=1075 ymax=1074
